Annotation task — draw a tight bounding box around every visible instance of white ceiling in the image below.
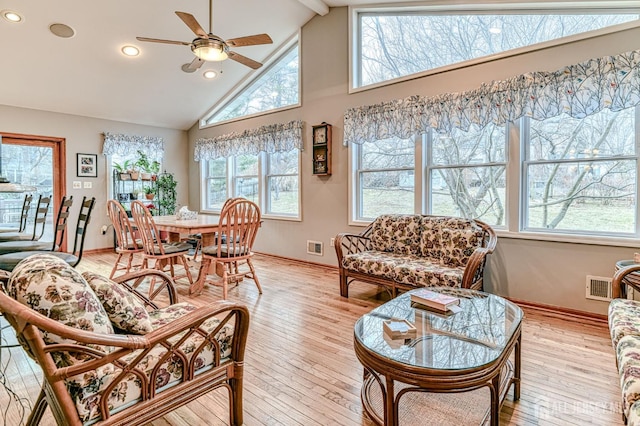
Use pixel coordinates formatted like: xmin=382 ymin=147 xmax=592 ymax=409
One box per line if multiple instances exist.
xmin=0 ymin=0 xmax=407 ymax=130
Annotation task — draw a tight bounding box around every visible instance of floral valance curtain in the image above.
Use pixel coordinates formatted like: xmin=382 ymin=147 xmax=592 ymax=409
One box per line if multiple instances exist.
xmin=102 ymin=132 xmax=164 ymax=158
xmin=194 ymin=120 xmax=303 ymax=161
xmin=343 ymin=49 xmax=640 ymax=146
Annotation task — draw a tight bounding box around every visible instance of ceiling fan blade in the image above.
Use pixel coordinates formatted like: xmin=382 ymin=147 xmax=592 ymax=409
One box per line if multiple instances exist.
xmin=175 ymin=11 xmax=208 ymax=38
xmin=136 ymin=37 xmax=190 ymax=46
xmin=227 ymin=51 xmax=263 ymax=69
xmin=226 ymin=34 xmax=273 ymax=47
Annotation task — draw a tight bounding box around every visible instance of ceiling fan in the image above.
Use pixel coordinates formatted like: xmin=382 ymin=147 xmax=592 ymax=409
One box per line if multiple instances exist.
xmin=136 ymin=0 xmax=272 ymax=71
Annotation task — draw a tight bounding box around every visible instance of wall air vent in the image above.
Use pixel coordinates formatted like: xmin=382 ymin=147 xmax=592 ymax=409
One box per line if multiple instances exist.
xmin=307 ymin=240 xmax=323 ymax=256
xmin=585 ymin=275 xmax=612 ymax=302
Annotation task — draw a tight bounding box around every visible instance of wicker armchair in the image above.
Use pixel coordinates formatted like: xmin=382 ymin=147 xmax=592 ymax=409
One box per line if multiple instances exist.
xmin=0 ymin=254 xmax=249 ymax=426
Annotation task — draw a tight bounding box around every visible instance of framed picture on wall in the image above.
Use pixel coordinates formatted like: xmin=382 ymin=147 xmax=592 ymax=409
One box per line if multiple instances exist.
xmin=77 ymin=153 xmax=98 ymax=177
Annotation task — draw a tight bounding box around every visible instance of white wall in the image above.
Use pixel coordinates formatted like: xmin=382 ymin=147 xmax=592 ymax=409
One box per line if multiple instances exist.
xmin=188 ymin=7 xmax=640 ymax=315
xmin=0 ymin=104 xmax=189 ymax=251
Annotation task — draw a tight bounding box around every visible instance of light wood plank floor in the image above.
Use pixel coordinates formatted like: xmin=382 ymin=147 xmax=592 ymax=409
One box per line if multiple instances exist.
xmin=0 ymin=252 xmax=624 ymax=425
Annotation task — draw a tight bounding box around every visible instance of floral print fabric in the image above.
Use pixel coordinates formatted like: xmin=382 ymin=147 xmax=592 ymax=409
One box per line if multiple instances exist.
xmin=369 ymin=214 xmax=422 ymax=255
xmin=616 ymin=335 xmax=640 ymax=418
xmin=82 ymin=271 xmax=153 ymax=335
xmin=66 ymin=302 xmax=235 ymax=424
xmin=609 ymin=298 xmax=640 ymax=348
xmin=6 ymin=254 xmax=114 ymax=349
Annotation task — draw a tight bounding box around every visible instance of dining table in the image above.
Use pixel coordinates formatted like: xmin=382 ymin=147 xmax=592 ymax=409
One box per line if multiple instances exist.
xmin=151 ymin=214 xmax=221 ymax=294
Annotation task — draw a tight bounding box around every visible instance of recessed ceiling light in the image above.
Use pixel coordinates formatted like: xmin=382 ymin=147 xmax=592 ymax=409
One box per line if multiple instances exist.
xmin=1 ymin=10 xmax=23 ymax=23
xmin=489 ymin=27 xmax=501 ymax=34
xmin=203 ymin=70 xmax=217 ymax=79
xmin=121 ymin=45 xmax=140 ymax=57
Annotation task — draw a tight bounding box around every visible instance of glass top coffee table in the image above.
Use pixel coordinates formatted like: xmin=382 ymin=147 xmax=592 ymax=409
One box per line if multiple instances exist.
xmin=354 ymin=287 xmax=523 ymax=426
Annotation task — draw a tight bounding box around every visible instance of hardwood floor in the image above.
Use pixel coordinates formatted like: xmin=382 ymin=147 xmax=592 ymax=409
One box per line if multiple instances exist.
xmin=0 ymin=252 xmax=624 ymax=425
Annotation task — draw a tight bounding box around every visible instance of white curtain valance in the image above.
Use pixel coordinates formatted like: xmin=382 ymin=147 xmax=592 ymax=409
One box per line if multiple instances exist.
xmin=194 ymin=120 xmax=303 ymax=161
xmin=102 ymin=132 xmax=164 ymax=158
xmin=344 ymin=49 xmax=640 ymax=145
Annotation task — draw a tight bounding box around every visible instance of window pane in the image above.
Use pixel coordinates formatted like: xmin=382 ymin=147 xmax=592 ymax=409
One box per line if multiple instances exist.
xmin=234 ymin=177 xmax=259 ymax=202
xmin=432 ymin=125 xmax=506 ymax=165
xmin=208 ymin=158 xmax=226 ymax=176
xmin=359 ymin=13 xmax=636 ymax=87
xmin=526 ymin=160 xmax=636 ymax=233
xmin=529 ymin=109 xmax=634 ymax=161
xmin=206 ymin=45 xmax=299 ymax=124
xmin=206 ymin=177 xmax=227 ymax=210
xmin=269 ymin=176 xmax=299 ymax=215
xmin=361 ymin=170 xmax=414 ymax=218
xmin=269 ymin=150 xmax=298 ymax=175
xmin=235 ymin=155 xmax=258 ymax=176
xmin=430 ymin=166 xmax=506 ymax=225
xmin=362 ymin=138 xmax=414 ymax=169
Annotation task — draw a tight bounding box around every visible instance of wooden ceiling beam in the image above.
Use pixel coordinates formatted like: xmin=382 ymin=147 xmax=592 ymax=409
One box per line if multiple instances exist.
xmin=296 ymin=0 xmax=329 ymax=16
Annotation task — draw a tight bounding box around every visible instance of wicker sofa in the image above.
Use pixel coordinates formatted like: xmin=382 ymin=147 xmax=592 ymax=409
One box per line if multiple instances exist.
xmin=335 ymin=214 xmax=497 ymax=298
xmin=0 ymin=254 xmax=249 ymax=426
xmin=608 ymin=263 xmax=640 ymax=425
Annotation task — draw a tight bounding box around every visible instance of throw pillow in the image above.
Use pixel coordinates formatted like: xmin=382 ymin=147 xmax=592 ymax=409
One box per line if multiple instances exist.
xmin=82 ymin=271 xmax=153 ymax=334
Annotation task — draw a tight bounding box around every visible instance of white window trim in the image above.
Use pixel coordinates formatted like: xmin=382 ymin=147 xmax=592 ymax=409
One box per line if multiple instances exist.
xmin=349 ymin=4 xmax=640 ymax=93
xmin=199 ymin=31 xmax=302 ymax=129
xmin=199 ymin=152 xmax=302 ymax=221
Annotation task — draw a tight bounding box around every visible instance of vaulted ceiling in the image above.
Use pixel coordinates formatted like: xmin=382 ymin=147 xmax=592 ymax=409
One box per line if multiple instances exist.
xmin=0 ymin=0 xmax=399 ymax=130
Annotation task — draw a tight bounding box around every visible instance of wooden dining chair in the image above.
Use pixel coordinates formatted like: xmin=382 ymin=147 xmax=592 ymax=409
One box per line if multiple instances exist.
xmin=198 ymin=198 xmax=262 ymax=298
xmin=0 ymin=196 xmax=95 ymax=271
xmin=0 ymin=194 xmax=51 ymax=242
xmin=0 ymin=196 xmax=73 ymax=255
xmin=130 ymin=200 xmax=194 ymax=286
xmin=0 ymin=194 xmax=32 ymax=233
xmin=107 ymin=199 xmax=143 ymax=278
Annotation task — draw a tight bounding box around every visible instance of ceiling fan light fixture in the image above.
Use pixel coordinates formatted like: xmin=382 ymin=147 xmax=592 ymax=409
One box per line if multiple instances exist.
xmin=203 ymin=70 xmax=217 ymax=79
xmin=191 ymin=39 xmax=228 ymax=62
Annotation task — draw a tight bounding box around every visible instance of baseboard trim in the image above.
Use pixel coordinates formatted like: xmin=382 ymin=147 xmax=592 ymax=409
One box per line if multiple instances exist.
xmin=85 ymin=247 xmax=116 ymax=255
xmin=254 ymin=251 xmax=338 ymax=271
xmin=506 ymin=297 xmax=608 ymax=324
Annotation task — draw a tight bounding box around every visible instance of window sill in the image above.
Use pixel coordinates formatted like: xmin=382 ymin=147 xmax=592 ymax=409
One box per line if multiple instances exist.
xmin=495 ymin=229 xmax=639 ymax=248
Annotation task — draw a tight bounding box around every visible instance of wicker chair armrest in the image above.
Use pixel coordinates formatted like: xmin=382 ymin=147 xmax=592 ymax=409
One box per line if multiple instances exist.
xmin=113 ymin=269 xmax=178 ymax=309
xmin=461 ymin=247 xmax=490 ymax=289
xmin=335 ymin=232 xmax=372 ymax=261
xmin=54 ymin=300 xmax=250 ymax=379
xmin=612 ymin=264 xmax=640 ymax=299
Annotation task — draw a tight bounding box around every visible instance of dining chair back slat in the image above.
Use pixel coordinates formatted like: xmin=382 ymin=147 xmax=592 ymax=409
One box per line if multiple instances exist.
xmin=107 ymin=200 xmax=143 ymax=278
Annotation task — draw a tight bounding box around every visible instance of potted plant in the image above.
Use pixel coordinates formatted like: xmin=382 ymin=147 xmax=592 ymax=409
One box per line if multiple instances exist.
xmin=113 ymin=160 xmax=132 ymax=180
xmin=136 ymin=150 xmax=161 ymax=181
xmin=156 ymin=173 xmax=177 ymax=215
xmin=144 ymin=185 xmax=155 ymax=200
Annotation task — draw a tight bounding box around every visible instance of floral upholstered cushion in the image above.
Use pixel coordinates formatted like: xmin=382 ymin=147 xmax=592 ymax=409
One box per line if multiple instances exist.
xmin=369 ymin=214 xmax=422 ymax=255
xmin=616 ymin=335 xmax=640 ymax=418
xmin=342 ymin=252 xmax=464 ymax=288
xmin=66 ymin=302 xmax=235 ymax=424
xmin=629 ymin=400 xmax=640 ymax=426
xmin=392 ymin=256 xmax=464 ymax=287
xmin=609 ymin=299 xmax=640 ymax=348
xmin=6 ymin=254 xmax=114 ymax=348
xmin=421 ymin=217 xmax=484 ymax=268
xmin=82 ymin=272 xmax=153 ymax=334
xmin=341 ymin=251 xmax=404 ymax=282
xmin=419 ymin=217 xmax=444 ymax=260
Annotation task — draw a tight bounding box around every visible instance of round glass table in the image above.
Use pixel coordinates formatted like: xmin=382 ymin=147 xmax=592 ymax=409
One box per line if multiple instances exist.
xmin=353 ymin=287 xmax=523 ymax=426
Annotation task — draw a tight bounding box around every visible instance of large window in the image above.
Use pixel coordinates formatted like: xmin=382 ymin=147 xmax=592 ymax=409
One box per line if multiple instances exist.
xmin=354 ymin=8 xmax=638 ymax=88
xmin=201 ymin=150 xmax=301 ymax=219
xmin=203 ymin=42 xmax=300 ymax=126
xmin=524 ymin=109 xmax=636 ymax=234
xmin=351 ymin=108 xmax=640 ymax=238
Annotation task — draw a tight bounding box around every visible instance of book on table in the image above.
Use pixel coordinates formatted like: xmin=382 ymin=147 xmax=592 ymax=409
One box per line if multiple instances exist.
xmin=410 ymin=289 xmax=461 ymax=313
